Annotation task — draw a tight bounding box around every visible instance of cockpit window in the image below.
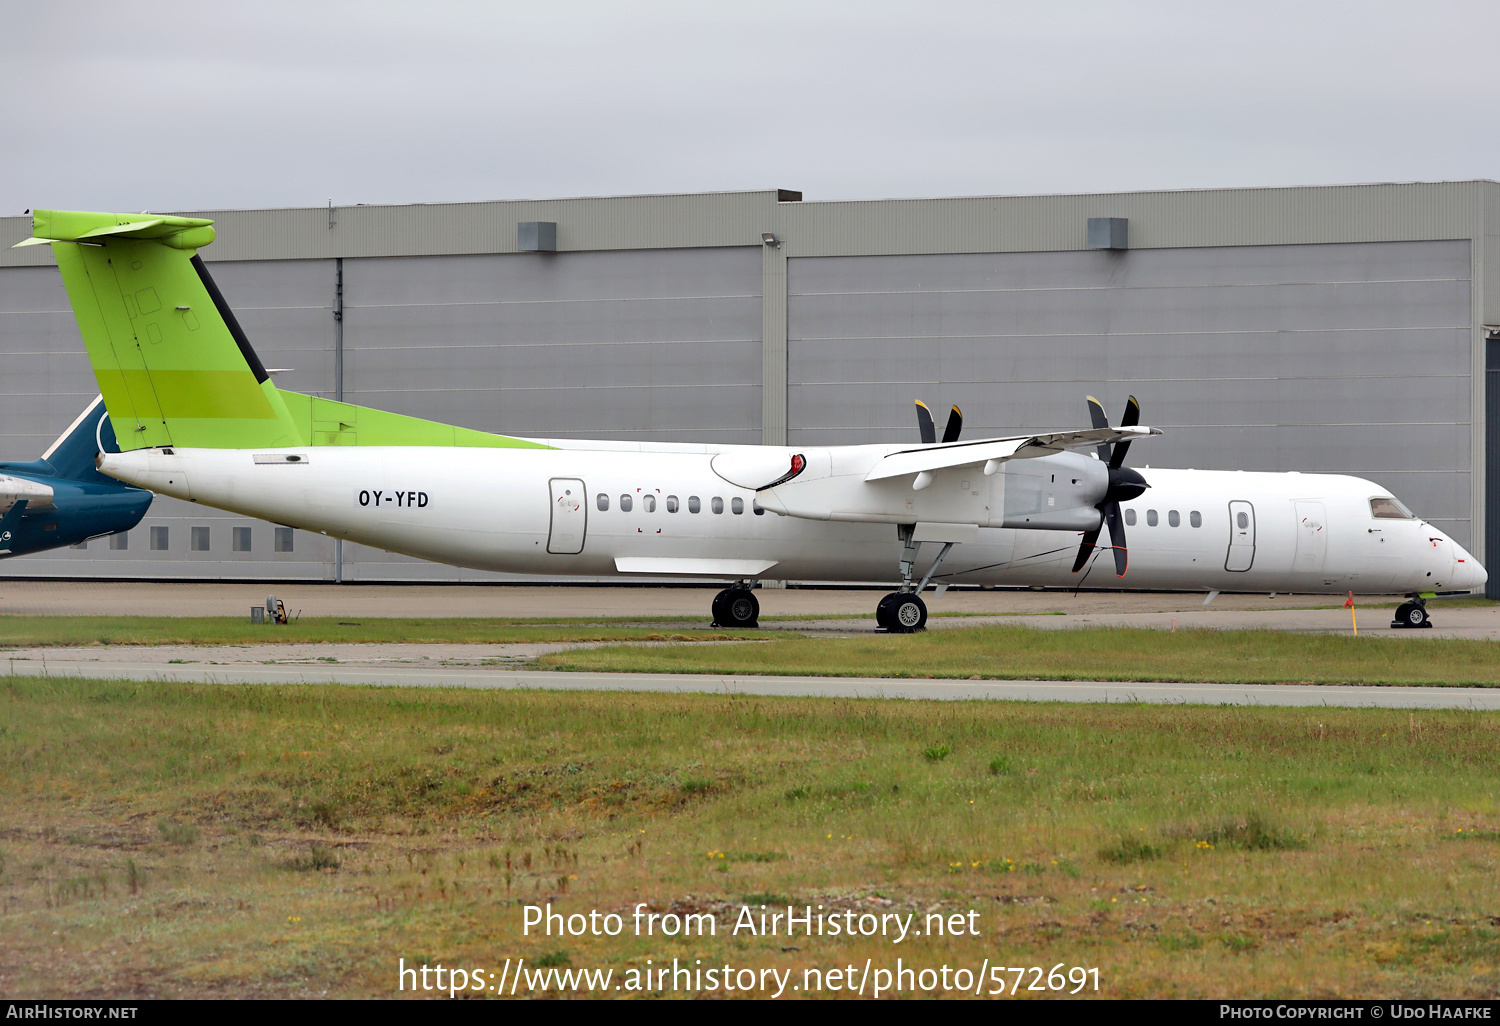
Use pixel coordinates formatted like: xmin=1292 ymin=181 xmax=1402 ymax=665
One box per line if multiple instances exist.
xmin=1370 ymin=497 xmax=1414 ymax=520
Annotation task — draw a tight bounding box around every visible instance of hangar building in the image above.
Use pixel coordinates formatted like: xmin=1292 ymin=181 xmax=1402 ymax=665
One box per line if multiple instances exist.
xmin=3 ymin=181 xmax=1499 ymax=594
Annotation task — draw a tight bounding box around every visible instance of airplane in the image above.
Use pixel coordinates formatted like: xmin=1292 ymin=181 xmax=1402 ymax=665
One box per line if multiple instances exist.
xmin=0 ymin=395 xmax=152 ymax=558
xmin=16 ymin=209 xmax=1486 ymax=631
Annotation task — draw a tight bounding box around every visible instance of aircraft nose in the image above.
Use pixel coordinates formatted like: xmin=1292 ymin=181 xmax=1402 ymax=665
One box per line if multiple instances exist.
xmin=1452 ymin=541 xmax=1487 ymax=593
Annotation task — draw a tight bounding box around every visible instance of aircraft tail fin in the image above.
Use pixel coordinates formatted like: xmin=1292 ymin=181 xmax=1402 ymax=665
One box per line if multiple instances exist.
xmin=36 ymin=395 xmax=123 ymax=484
xmin=17 ymin=210 xmax=304 ymax=451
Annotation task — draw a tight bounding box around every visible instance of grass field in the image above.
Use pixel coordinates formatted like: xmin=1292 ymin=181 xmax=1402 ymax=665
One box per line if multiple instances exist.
xmin=0 ymin=616 xmax=782 ymax=648
xmin=542 ymin=624 xmax=1500 ymax=687
xmin=1 ymin=675 xmax=1497 ymax=999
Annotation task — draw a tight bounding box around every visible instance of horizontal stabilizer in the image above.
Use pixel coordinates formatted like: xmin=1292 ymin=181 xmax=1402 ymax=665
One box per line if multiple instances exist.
xmin=0 ymin=475 xmax=55 ymax=513
xmin=865 ymin=425 xmax=1160 ymax=482
xmin=15 ymin=210 xmax=215 ymax=248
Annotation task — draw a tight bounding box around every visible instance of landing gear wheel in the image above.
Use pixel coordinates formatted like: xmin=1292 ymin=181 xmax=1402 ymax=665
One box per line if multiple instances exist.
xmin=1392 ymin=602 xmax=1429 ymax=629
xmin=876 ymin=592 xmax=927 ymax=633
xmin=711 ymin=588 xmax=759 ymax=629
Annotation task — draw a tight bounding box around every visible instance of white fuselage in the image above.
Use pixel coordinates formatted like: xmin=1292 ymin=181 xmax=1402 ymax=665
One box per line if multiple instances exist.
xmin=99 ymin=443 xmax=1485 ymax=596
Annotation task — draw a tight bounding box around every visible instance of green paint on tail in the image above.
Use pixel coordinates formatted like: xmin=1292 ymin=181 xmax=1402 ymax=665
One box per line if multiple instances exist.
xmin=20 ymin=210 xmax=552 ymax=452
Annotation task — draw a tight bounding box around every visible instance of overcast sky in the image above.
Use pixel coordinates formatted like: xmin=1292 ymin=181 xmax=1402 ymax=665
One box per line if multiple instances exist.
xmin=3 ymin=0 xmax=1496 ymax=213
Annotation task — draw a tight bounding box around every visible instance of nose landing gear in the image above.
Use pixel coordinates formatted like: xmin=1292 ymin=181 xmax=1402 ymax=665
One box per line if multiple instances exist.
xmin=1391 ymin=596 xmax=1433 ymax=629
xmin=711 ymin=583 xmax=760 ymax=629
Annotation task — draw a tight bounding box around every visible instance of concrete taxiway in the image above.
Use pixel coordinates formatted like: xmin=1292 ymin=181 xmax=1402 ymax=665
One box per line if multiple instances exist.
xmin=2 ymin=580 xmax=1496 ymax=636
xmin=5 ymin=643 xmax=1498 ymax=709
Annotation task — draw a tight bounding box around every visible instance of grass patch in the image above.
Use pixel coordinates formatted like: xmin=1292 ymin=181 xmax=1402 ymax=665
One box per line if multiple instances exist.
xmin=542 ymin=623 xmax=1500 ymax=686
xmin=1171 ymin=812 xmax=1309 ymax=851
xmin=0 ymin=615 xmax=780 ymax=648
xmin=2 ymin=675 xmax=1500 ymax=997
xmin=1098 ymin=834 xmax=1162 ymax=864
xmin=155 ymin=818 xmax=200 ymax=847
xmin=281 ymin=843 xmax=340 ymax=872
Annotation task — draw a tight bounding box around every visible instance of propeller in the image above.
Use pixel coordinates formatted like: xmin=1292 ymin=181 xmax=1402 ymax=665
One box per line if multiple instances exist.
xmin=1071 ymin=395 xmax=1150 ymax=577
xmin=915 ymin=400 xmax=963 ymax=444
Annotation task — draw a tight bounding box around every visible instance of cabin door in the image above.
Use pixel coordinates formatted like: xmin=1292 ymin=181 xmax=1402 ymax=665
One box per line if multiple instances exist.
xmin=1225 ymin=500 xmax=1256 ymax=572
xmin=1292 ymin=500 xmax=1327 ymax=573
xmin=547 ymin=478 xmax=587 ymax=554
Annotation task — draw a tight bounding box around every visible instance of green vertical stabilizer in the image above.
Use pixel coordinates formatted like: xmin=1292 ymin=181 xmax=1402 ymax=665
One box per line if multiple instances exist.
xmin=19 ymin=210 xmax=552 ymax=452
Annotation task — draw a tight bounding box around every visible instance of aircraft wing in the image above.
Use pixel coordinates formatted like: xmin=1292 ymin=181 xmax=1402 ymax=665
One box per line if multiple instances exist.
xmin=863 ymin=425 xmax=1160 ymax=482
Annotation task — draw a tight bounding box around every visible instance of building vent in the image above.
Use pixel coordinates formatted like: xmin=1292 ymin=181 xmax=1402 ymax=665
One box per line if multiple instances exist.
xmin=518 ymin=221 xmax=557 ymax=252
xmin=1086 ymin=217 xmax=1128 ymax=250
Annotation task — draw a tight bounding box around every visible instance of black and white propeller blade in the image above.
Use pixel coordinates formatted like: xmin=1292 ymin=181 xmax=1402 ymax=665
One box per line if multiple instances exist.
xmin=1072 ymin=395 xmax=1149 ymax=577
xmin=915 ymin=400 xmax=963 ymax=445
xmin=941 ymin=405 xmax=962 ymax=443
xmin=915 ymin=400 xmax=936 ymax=444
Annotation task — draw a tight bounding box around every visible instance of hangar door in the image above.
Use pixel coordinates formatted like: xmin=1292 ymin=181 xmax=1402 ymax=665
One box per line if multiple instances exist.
xmin=786 ymin=241 xmax=1473 ymax=548
xmin=337 ymin=246 xmax=764 ymax=580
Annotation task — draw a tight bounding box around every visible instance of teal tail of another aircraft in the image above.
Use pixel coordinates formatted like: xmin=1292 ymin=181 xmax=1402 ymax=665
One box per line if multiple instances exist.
xmin=0 ymin=397 xmax=152 ymax=558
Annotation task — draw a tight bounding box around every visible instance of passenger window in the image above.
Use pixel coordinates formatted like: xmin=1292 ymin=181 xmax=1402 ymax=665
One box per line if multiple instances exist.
xmin=1146 ymin=509 xmax=1158 ymax=527
xmin=689 ymin=496 xmax=701 ymax=513
xmin=731 ymin=497 xmax=744 ymax=514
xmin=753 ymin=503 xmax=765 ymax=515
xmin=642 ymin=494 xmax=656 ymax=513
xmin=1237 ymin=512 xmax=1249 ymax=529
xmin=666 ymin=495 xmax=679 ymax=513
xmin=712 ymin=497 xmax=724 ymax=514
xmin=1124 ymin=509 xmax=1136 ymax=526
xmin=620 ymin=494 xmax=632 ymax=512
xmin=597 ymin=493 xmax=609 ymax=511
xmin=1370 ymin=497 xmax=1414 ymax=520
xmin=1190 ymin=510 xmax=1202 ymax=528
xmin=1168 ymin=510 xmax=1180 ymax=527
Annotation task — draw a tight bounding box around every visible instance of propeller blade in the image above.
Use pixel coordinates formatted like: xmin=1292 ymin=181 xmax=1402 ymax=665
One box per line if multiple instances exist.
xmin=941 ymin=405 xmax=963 ymax=444
xmin=1104 ymin=500 xmax=1128 ymax=576
xmin=1086 ymin=395 xmax=1112 ymax=463
xmin=1071 ymin=525 xmax=1101 ymax=573
xmin=1110 ymin=395 xmax=1141 ymax=468
xmin=915 ymin=400 xmax=936 ymax=445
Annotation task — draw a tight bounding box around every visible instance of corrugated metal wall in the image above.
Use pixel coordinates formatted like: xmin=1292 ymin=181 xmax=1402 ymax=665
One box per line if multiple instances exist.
xmin=788 ymin=240 xmax=1474 ymax=544
xmin=340 ymin=249 xmax=762 ymax=441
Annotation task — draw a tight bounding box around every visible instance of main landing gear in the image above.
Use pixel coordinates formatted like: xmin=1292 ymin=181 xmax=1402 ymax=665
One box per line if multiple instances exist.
xmin=875 ymin=525 xmax=959 ymax=633
xmin=711 ymin=582 xmax=760 ymax=629
xmin=1391 ymin=596 xmax=1433 ymax=629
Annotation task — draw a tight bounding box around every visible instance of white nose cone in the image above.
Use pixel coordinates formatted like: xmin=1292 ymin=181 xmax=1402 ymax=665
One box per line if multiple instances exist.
xmin=1451 ymin=541 xmax=1487 ymax=593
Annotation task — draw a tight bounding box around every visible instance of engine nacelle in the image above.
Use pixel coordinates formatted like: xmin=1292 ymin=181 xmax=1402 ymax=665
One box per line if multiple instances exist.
xmin=746 ymin=447 xmax=1107 ymax=530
